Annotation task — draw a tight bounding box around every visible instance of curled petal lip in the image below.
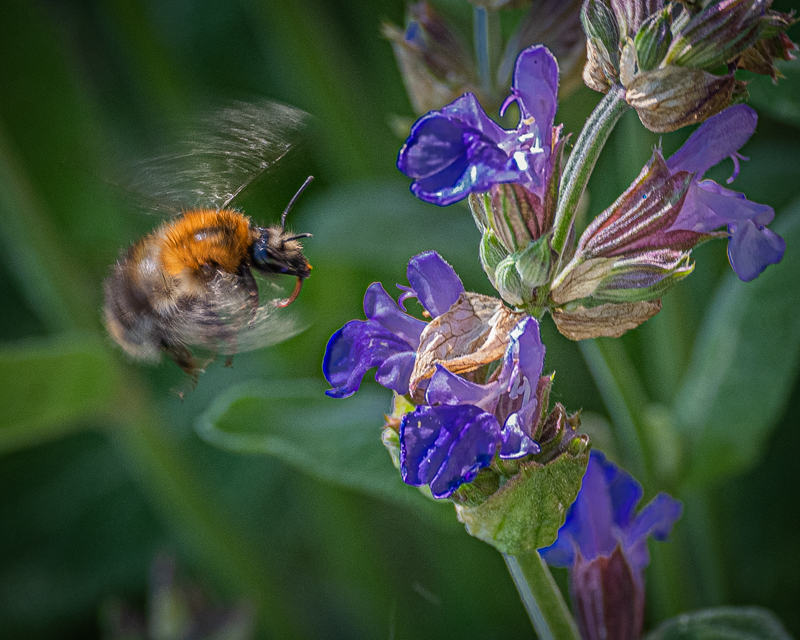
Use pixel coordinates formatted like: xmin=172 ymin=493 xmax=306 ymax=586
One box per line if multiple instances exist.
xmin=323 ymin=251 xmax=464 ymax=398
xmin=666 ymin=104 xmax=758 ymax=177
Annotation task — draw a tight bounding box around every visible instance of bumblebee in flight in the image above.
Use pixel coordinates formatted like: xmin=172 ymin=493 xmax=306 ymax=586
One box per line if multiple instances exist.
xmin=103 ymin=101 xmax=313 ymax=383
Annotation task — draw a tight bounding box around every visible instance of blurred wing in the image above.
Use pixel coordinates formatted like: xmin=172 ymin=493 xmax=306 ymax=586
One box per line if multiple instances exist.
xmin=175 ymin=272 xmax=308 ymax=356
xmin=129 ymin=99 xmax=309 ymax=211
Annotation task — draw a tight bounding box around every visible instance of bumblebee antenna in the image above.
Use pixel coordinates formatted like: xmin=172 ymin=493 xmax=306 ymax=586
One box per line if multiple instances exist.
xmin=281 ymin=175 xmax=314 ymax=230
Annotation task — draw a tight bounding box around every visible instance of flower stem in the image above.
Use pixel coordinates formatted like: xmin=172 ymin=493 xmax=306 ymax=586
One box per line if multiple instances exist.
xmin=473 ymin=6 xmax=500 ymax=99
xmin=504 ymin=552 xmax=581 ymax=640
xmin=552 ymin=86 xmax=629 ymax=257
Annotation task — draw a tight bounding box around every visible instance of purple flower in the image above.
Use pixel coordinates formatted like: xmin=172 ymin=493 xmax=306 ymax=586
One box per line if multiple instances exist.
xmin=397 ymin=45 xmax=560 ymax=206
xmin=400 ymin=316 xmax=545 ymax=498
xmin=540 ymin=451 xmax=682 ymax=640
xmin=323 ymin=252 xmax=463 ymax=398
xmin=667 ymin=104 xmax=785 ymax=282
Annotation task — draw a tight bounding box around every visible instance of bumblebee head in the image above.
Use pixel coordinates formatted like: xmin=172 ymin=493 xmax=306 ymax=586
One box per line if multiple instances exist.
xmin=251 ymin=227 xmax=312 ymax=280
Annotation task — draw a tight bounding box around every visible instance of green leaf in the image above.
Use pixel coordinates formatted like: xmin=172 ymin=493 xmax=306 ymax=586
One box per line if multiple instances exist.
xmin=644 ymin=606 xmax=794 ymax=640
xmin=453 ymin=444 xmax=590 ymax=555
xmin=195 ymin=379 xmax=445 ymax=514
xmin=672 ymin=199 xmax=800 ymax=485
xmin=748 ymin=59 xmax=800 ymax=129
xmin=0 ymin=334 xmax=119 ymax=453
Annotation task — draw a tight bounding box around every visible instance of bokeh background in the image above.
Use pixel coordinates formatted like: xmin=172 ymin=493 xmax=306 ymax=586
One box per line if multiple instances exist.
xmin=1 ymin=0 xmax=799 ymax=638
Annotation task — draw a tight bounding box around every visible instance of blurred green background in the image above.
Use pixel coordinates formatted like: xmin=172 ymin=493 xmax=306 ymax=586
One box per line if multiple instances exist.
xmin=1 ymin=0 xmax=799 ymax=638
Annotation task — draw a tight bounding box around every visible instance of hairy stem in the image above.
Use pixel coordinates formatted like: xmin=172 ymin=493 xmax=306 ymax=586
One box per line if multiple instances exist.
xmin=552 ymin=86 xmax=629 ymax=257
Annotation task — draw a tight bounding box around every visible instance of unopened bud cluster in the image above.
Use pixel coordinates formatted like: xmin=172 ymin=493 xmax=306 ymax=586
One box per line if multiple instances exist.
xmin=582 ymin=0 xmax=797 ymax=131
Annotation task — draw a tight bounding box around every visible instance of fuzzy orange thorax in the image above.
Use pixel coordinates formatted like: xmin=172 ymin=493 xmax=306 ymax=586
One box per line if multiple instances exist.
xmin=159 ymin=209 xmax=256 ymax=277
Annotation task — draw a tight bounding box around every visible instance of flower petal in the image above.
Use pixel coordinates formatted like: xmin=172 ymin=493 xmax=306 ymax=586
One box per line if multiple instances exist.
xmin=674 ymin=180 xmax=774 ymax=233
xmin=728 ymin=219 xmax=786 ymax=282
xmin=623 ymin=493 xmax=683 ymax=570
xmin=513 ymin=45 xmax=559 ymax=149
xmin=376 ymin=351 xmax=417 ymax=395
xmin=406 ymin=251 xmax=464 ymax=317
xmin=400 ymin=404 xmax=500 ymax=498
xmin=564 ymin=452 xmax=619 ymax=561
xmin=323 ymin=320 xmax=416 ymax=398
xmin=426 ymin=364 xmax=499 ymax=410
xmin=666 ymin=104 xmax=757 ymax=177
xmin=364 ymin=282 xmax=426 ymax=346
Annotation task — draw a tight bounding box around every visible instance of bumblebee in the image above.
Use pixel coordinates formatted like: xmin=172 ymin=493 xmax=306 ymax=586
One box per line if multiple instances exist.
xmin=104 ymin=176 xmax=313 ymax=382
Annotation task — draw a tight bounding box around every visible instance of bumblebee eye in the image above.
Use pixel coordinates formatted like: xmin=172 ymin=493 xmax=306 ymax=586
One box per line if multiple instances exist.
xmin=252 ymin=231 xmax=291 ymax=274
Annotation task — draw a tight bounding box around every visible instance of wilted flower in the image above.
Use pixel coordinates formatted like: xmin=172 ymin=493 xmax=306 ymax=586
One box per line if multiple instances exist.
xmin=541 ymin=451 xmax=682 ymax=640
xmin=323 ymin=251 xmax=463 ymax=398
xmin=382 ymin=2 xmax=478 ymax=115
xmin=397 ymin=45 xmax=561 ymax=206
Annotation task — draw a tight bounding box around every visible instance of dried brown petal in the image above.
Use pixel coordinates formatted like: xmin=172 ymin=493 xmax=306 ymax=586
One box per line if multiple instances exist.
xmin=410 ymin=292 xmax=524 ymax=392
xmin=625 ymin=66 xmax=735 ymax=132
xmin=551 ymin=299 xmax=662 ymax=340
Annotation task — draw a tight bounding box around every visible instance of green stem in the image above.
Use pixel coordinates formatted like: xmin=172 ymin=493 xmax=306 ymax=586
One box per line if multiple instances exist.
xmin=504 ymin=552 xmax=581 ymax=640
xmin=552 ymin=86 xmax=629 ymax=256
xmin=473 ymin=7 xmax=500 ymax=99
xmin=579 ymin=338 xmax=651 ymax=488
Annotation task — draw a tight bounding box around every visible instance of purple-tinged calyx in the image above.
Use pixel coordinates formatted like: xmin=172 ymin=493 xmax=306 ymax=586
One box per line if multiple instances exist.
xmin=551 ymin=151 xmax=701 ymax=309
xmin=323 ymin=251 xmax=463 ymax=398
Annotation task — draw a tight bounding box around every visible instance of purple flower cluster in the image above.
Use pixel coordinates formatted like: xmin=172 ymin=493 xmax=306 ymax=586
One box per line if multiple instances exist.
xmin=397 ymin=41 xmax=783 ymax=284
xmin=323 ymin=252 xmax=546 ymax=498
xmin=397 ymin=45 xmax=560 ymax=206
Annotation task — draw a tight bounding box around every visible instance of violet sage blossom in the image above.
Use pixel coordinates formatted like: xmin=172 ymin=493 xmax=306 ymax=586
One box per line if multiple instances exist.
xmin=540 ymin=451 xmax=682 ymax=640
xmin=396 ymin=45 xmax=560 ymax=206
xmin=401 ymin=316 xmax=545 ymax=498
xmin=323 ymin=251 xmax=463 ymax=398
xmin=324 ymin=251 xmax=552 ymax=500
xmin=666 ymin=103 xmax=785 ymax=282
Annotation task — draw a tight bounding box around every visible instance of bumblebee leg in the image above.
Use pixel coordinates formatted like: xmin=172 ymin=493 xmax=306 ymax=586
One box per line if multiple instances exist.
xmin=275 ymin=276 xmax=304 ymax=308
xmin=238 ymin=265 xmax=260 ymax=325
xmin=160 ymin=340 xmax=202 ymax=397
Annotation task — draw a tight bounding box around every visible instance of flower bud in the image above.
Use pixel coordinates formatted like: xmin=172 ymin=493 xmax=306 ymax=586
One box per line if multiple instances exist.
xmin=582 ymin=0 xmax=622 ymax=83
xmin=578 ymin=0 xmax=798 ymax=131
xmin=626 ymin=66 xmax=740 ymax=132
xmin=382 ymin=2 xmax=477 ymax=115
xmin=736 ymin=11 xmax=798 ymax=81
xmin=634 ymin=8 xmax=673 ymax=71
xmin=664 ymin=0 xmax=767 ymax=71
